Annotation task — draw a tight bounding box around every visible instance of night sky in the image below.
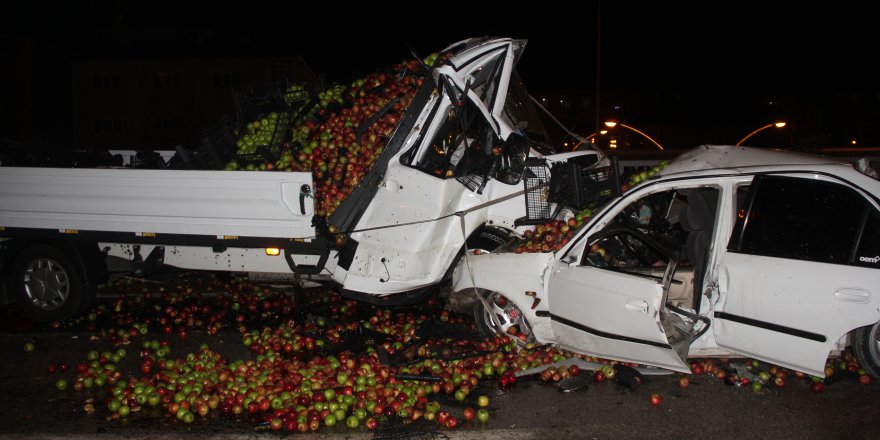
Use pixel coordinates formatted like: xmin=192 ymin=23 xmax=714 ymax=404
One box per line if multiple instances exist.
xmin=5 ymin=1 xmax=879 ymax=150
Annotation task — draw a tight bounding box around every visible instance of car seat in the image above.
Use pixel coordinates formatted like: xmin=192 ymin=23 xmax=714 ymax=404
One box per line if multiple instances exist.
xmin=679 ymin=189 xmax=716 ymax=305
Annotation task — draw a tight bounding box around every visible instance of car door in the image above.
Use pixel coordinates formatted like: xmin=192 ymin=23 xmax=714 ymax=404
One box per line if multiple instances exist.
xmin=714 ymin=174 xmax=880 ymax=377
xmin=546 ymin=186 xmax=716 ymax=373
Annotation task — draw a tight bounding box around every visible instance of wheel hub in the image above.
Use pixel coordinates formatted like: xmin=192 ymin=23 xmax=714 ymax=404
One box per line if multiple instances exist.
xmin=480 ymin=292 xmax=533 ymax=344
xmin=23 ymin=258 xmax=69 ymax=311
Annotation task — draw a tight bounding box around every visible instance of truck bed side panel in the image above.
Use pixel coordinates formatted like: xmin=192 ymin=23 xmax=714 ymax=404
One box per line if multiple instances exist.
xmin=0 ymin=167 xmax=315 ymax=239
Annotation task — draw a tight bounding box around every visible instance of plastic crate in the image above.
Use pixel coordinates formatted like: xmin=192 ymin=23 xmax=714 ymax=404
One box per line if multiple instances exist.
xmin=227 ymin=148 xmax=279 ymax=171
xmin=234 ymin=81 xmax=288 ymax=124
xmin=456 ymin=174 xmax=488 ymax=194
xmin=550 ymin=162 xmax=615 ymax=208
xmin=234 ymin=79 xmax=323 ymax=126
xmin=516 ymin=158 xmax=553 ymax=225
xmin=167 ymin=115 xmax=237 ymax=170
xmin=232 ymin=80 xmax=324 ymax=159
xmin=129 ymin=150 xmax=168 ymax=169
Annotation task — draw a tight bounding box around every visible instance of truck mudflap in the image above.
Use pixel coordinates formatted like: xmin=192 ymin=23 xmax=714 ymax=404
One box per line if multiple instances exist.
xmin=283 ymin=237 xmax=331 ymax=275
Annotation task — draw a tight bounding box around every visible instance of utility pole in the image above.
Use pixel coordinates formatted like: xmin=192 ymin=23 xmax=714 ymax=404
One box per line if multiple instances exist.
xmin=595 ymin=0 xmax=602 ymax=133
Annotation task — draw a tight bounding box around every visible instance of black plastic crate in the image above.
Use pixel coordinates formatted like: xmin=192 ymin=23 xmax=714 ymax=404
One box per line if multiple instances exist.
xmin=550 ymin=162 xmax=615 ymax=208
xmin=226 ymin=148 xmax=279 ymax=171
xmin=167 ymin=115 xmax=237 ymax=170
xmin=129 ymin=150 xmax=168 ymax=169
xmin=233 ymin=81 xmax=288 ymax=125
xmin=517 ymin=158 xmax=553 ymax=225
xmin=456 ymin=174 xmax=488 ymax=194
xmin=232 ymin=80 xmax=325 ymax=160
xmin=234 ymin=79 xmax=324 ymax=127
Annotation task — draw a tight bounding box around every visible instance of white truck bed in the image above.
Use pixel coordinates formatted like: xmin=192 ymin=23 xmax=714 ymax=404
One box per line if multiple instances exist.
xmin=0 ymin=167 xmax=315 ymax=239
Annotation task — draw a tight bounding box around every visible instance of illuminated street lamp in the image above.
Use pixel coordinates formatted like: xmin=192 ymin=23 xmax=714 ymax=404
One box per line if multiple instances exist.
xmin=604 ymin=121 xmax=665 ymax=151
xmin=735 ymin=122 xmax=787 ymax=146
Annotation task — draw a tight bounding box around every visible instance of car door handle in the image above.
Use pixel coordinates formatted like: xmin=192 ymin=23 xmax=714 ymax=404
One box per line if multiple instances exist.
xmin=626 ymin=299 xmax=648 ymax=314
xmin=834 ymin=288 xmax=870 ymax=304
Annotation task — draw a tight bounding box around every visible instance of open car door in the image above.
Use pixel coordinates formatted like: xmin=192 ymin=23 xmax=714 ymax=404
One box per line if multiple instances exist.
xmin=547 ymin=226 xmax=693 ymax=373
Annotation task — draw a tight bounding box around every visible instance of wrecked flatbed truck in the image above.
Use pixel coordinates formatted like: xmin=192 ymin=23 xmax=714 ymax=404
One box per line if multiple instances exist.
xmin=0 ymin=37 xmax=611 ymax=322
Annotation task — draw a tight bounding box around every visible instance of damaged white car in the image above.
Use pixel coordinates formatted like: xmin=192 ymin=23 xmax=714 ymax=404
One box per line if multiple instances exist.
xmin=452 ymin=145 xmax=880 ymax=378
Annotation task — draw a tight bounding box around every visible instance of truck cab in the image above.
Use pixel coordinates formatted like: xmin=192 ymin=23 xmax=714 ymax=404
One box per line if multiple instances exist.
xmin=327 ymin=37 xmax=606 ymax=303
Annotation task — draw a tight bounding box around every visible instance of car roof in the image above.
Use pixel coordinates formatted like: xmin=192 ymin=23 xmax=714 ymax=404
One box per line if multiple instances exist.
xmin=657 ymin=145 xmax=852 ymax=177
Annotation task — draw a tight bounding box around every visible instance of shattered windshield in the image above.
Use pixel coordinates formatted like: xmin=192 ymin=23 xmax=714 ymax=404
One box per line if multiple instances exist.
xmin=503 ymin=71 xmax=557 ymax=155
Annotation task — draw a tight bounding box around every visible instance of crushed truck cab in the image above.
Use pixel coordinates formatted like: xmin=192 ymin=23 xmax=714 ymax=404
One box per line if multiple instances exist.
xmin=328 ymin=37 xmax=607 ymax=301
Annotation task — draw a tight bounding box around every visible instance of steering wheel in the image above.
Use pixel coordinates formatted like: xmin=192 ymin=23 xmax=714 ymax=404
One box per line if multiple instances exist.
xmin=585 ymin=249 xmax=608 ymax=268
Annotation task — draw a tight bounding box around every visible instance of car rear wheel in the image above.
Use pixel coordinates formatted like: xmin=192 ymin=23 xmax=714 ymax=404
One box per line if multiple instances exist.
xmin=852 ymin=321 xmax=880 ymax=379
xmin=8 ymin=245 xmax=84 ymax=323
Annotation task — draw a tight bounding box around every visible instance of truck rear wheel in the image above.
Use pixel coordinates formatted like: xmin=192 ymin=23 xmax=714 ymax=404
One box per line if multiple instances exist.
xmin=466 ymin=227 xmax=512 ymax=252
xmin=8 ymin=245 xmax=85 ymax=323
xmin=852 ymin=322 xmax=880 ymax=379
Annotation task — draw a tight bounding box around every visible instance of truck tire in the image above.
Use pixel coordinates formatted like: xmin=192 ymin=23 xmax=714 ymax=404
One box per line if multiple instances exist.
xmin=852 ymin=322 xmax=880 ymax=379
xmin=7 ymin=245 xmax=85 ymax=323
xmin=466 ymin=227 xmax=511 ymax=252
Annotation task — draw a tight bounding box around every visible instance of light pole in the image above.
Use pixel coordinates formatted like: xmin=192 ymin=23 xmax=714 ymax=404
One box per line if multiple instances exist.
xmin=604 ymin=121 xmax=665 ymax=151
xmin=735 ymin=122 xmax=787 ymax=146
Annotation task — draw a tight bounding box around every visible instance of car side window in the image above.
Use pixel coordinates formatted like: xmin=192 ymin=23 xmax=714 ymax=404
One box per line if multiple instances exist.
xmin=584 ymin=233 xmax=668 ymax=271
xmin=855 ymin=208 xmax=880 ymax=268
xmin=736 ymin=175 xmax=866 ymax=264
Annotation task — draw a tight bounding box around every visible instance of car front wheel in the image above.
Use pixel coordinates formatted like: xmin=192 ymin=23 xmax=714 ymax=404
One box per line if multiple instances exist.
xmin=852 ymin=321 xmax=880 ymax=379
xmin=473 ymin=290 xmax=534 ymax=347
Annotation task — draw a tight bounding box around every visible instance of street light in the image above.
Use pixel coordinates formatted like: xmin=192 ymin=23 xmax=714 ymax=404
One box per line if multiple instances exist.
xmin=604 ymin=121 xmax=665 ymax=151
xmin=735 ymin=122 xmax=787 ymax=146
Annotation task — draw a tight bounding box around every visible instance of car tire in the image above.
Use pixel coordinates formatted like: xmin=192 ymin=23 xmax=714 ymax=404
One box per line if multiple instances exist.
xmin=472 ymin=290 xmax=533 ymax=346
xmin=852 ymin=322 xmax=880 ymax=379
xmin=8 ymin=245 xmax=84 ymax=323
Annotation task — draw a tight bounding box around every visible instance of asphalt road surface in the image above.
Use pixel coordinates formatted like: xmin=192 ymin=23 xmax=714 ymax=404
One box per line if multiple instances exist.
xmin=1 ymin=272 xmax=878 ymax=440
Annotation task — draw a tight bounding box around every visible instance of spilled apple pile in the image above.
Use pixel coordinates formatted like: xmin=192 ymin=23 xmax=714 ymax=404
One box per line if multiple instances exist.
xmin=31 ymin=270 xmax=872 ymax=433
xmin=38 ymin=274 xmax=562 ymax=432
xmin=225 ymin=54 xmax=438 ymax=219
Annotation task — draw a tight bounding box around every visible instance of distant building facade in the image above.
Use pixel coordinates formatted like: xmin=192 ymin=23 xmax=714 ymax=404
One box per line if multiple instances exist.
xmin=71 ymin=55 xmax=315 ymax=149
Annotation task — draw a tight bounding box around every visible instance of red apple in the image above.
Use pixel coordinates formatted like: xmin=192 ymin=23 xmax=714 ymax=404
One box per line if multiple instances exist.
xmin=678 ymin=376 xmax=690 ymax=388
xmin=649 ymin=393 xmax=663 ymax=407
xmin=463 ymin=407 xmax=476 ymax=422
